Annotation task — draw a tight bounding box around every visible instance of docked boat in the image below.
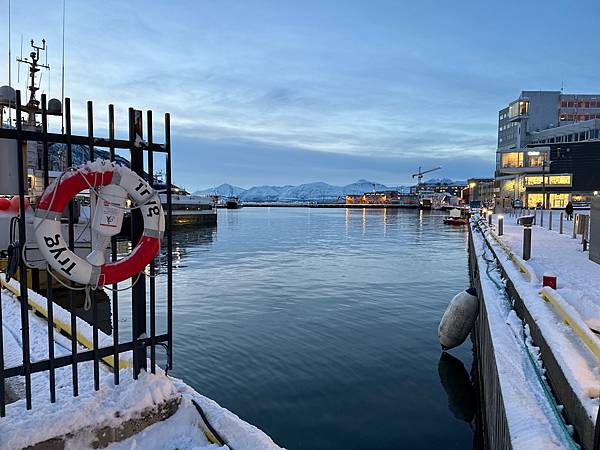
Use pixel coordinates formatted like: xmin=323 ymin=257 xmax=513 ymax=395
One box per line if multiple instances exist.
xmin=160 ymin=189 xmax=217 ymax=226
xmin=443 ymin=208 xmax=468 ymax=225
xmin=225 ymin=197 xmax=243 ymax=209
xmin=419 ymin=191 xmax=434 ymax=210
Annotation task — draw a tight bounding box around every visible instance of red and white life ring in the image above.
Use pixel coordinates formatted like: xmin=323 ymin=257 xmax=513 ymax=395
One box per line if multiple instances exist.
xmin=34 ymin=160 xmax=164 ymax=287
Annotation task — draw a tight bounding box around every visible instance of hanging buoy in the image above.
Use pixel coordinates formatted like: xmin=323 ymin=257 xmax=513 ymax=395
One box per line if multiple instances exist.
xmin=438 ymin=288 xmax=478 ymax=350
xmin=34 ymin=160 xmax=164 ymax=287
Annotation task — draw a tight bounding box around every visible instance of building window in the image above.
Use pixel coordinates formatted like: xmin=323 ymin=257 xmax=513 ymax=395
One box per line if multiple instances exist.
xmin=524 ymin=175 xmax=572 ymax=187
xmin=549 ymin=193 xmax=569 ymax=208
xmin=527 ymin=150 xmax=547 ymax=167
xmin=501 ymin=152 xmax=523 ymax=168
xmin=527 ymin=193 xmax=544 ymax=208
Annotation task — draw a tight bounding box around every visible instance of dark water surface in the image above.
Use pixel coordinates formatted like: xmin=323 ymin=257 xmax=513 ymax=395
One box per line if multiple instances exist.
xmin=135 ymin=207 xmax=476 ymax=449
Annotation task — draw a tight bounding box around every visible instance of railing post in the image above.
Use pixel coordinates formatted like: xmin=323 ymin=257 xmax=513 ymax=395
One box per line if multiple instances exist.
xmin=129 ymin=108 xmax=147 ymax=378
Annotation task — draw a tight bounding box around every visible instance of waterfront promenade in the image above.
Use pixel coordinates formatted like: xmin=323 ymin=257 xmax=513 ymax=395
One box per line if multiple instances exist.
xmin=471 ymin=209 xmax=600 ymax=449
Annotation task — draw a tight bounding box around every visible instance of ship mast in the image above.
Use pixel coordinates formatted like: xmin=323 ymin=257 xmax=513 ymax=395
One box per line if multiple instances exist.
xmin=17 ymin=39 xmax=49 ymax=125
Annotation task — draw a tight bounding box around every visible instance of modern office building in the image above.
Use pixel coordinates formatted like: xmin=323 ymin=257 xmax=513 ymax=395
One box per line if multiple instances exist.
xmin=496 ymin=91 xmax=600 ymax=207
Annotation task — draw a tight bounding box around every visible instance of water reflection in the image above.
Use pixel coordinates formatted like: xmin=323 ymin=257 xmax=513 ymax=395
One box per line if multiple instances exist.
xmin=438 ymin=351 xmax=477 ymax=423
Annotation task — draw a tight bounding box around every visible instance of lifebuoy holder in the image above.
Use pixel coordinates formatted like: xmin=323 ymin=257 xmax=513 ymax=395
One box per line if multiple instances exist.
xmin=34 ymin=160 xmax=165 ymax=287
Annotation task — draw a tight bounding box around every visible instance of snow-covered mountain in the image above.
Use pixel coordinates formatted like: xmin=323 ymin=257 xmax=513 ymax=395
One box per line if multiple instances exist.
xmin=193 ymin=179 xmax=415 ymax=203
xmin=194 ymin=183 xmax=246 ymax=198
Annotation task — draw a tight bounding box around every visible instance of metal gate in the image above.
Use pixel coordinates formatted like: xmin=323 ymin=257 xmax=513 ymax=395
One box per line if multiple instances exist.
xmin=0 ymin=91 xmax=173 ymax=416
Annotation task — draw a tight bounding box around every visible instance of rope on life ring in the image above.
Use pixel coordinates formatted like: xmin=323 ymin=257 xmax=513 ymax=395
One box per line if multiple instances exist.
xmin=33 ymin=160 xmax=165 ymax=287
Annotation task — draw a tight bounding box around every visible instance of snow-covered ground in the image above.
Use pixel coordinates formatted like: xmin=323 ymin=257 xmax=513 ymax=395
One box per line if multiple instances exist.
xmin=497 ymin=210 xmax=598 ymax=329
xmin=0 ymin=283 xmax=282 ymax=450
xmin=475 ymin=212 xmax=600 ymax=446
xmin=471 ymin=224 xmax=578 ymax=448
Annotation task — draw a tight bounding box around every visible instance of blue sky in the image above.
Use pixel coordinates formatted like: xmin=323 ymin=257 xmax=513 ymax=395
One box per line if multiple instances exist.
xmin=3 ymin=0 xmax=600 ymax=189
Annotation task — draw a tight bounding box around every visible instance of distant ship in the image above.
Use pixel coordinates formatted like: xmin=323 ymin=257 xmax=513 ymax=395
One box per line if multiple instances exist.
xmin=225 ymin=197 xmax=243 ymax=209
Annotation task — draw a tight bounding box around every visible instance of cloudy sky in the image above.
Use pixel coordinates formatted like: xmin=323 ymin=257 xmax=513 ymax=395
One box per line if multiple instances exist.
xmin=2 ymin=0 xmax=600 ymax=189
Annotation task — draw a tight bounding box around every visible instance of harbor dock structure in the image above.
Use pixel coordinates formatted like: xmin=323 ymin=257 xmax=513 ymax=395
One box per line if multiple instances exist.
xmin=469 ymin=209 xmax=600 ymax=449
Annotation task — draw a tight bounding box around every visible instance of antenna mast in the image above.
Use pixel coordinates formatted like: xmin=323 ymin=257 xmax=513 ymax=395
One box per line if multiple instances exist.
xmin=17 ymin=39 xmax=50 ymax=125
xmin=61 ymin=0 xmax=66 ymax=133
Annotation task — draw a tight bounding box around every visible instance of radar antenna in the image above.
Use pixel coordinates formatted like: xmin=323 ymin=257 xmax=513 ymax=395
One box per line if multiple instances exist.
xmin=17 ymin=39 xmax=50 ymax=124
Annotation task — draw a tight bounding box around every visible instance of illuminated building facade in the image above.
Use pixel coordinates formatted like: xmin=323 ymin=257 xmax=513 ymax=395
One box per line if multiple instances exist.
xmin=526 ymin=141 xmax=600 ymax=207
xmin=496 ymin=91 xmax=600 ymax=207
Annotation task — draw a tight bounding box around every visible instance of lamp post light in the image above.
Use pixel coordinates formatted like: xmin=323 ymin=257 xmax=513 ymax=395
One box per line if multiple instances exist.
xmin=498 ymin=214 xmax=504 ymax=236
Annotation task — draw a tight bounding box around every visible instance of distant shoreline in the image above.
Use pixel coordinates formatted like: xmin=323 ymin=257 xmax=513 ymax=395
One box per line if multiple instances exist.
xmin=220 ymin=202 xmax=423 ymax=209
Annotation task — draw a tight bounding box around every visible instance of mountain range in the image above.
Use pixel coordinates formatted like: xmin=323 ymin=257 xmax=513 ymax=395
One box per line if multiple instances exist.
xmin=193 ymin=179 xmax=465 ymax=203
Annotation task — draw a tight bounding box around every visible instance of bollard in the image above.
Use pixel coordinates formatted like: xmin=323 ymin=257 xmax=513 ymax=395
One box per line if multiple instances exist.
xmin=549 ymin=210 xmax=553 ymax=230
xmin=523 ymin=225 xmax=532 ymax=260
xmin=572 ymin=214 xmax=578 ymax=239
xmin=581 ymin=215 xmax=589 ymax=245
xmin=559 ymin=212 xmax=563 ymax=234
xmin=518 ymin=216 xmax=534 ymax=261
xmin=488 ymin=210 xmax=493 ymax=225
xmin=498 ymin=214 xmax=504 ymax=236
xmin=540 ymin=209 xmax=544 ymax=227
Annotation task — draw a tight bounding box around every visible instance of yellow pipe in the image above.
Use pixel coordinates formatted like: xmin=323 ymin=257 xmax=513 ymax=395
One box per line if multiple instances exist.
xmin=540 ymin=287 xmax=600 ymax=364
xmin=0 ymin=277 xmax=132 ymax=370
xmin=487 ymin=227 xmax=535 ymax=283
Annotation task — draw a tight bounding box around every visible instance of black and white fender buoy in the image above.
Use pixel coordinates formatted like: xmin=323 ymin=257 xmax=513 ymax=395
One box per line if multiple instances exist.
xmin=438 ymin=288 xmax=478 ymax=350
xmin=34 ymin=160 xmax=164 ymax=287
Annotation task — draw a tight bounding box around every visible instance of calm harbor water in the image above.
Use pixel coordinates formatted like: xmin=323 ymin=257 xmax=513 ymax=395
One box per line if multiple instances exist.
xmin=127 ymin=207 xmax=477 ymax=449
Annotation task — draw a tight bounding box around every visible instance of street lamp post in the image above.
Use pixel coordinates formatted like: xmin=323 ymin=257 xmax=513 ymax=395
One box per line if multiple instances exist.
xmin=542 ymin=160 xmax=547 ymax=209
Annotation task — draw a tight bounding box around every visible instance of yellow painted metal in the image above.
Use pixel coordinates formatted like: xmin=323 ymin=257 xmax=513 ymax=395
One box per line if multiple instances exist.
xmin=487 ymin=227 xmax=535 ymax=283
xmin=540 ymin=287 xmax=600 ymax=364
xmin=0 ymin=277 xmax=132 ymax=370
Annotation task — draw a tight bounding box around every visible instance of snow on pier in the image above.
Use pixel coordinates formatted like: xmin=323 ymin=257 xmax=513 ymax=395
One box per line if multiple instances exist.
xmin=470 ymin=223 xmax=578 ymax=449
xmin=472 ymin=210 xmax=600 ymax=449
xmin=0 ymin=281 xmax=282 ymax=450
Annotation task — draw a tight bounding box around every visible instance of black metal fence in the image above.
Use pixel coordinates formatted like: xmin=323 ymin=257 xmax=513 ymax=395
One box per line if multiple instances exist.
xmin=0 ymin=91 xmax=173 ymax=416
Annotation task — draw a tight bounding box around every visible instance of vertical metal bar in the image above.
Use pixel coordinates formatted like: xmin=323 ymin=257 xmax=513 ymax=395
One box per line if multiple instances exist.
xmin=0 ymin=269 xmax=5 ymax=417
xmin=130 ymin=108 xmax=147 ymax=378
xmin=560 ymin=212 xmax=564 ymax=234
xmin=108 ymin=104 xmax=119 ymax=385
xmin=15 ymin=91 xmax=32 ymax=409
xmin=88 ymin=101 xmax=100 ymax=391
xmin=147 ymin=110 xmax=156 ymax=374
xmin=42 ymin=95 xmax=56 ymax=403
xmin=165 ymin=113 xmax=173 ymax=371
xmin=65 ymin=97 xmax=78 ymax=397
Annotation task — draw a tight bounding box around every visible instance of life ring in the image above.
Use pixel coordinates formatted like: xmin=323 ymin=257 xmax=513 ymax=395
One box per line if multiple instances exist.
xmin=34 ymin=160 xmax=165 ymax=287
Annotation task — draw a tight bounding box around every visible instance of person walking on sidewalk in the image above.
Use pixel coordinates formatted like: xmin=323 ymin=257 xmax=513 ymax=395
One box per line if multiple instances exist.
xmin=565 ymin=201 xmax=574 ymax=221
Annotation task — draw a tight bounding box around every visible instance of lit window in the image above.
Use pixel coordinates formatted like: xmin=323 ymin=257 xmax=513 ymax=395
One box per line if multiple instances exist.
xmin=501 ymin=152 xmax=523 ymax=168
xmin=524 ymin=175 xmax=572 ymax=186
